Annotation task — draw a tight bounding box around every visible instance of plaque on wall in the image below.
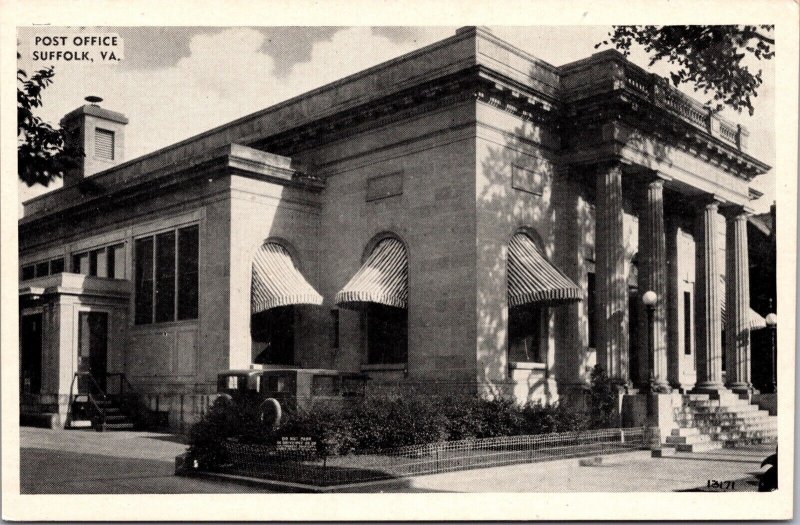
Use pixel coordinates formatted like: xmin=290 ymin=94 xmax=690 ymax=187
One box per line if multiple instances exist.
xmin=366 ymin=171 xmax=404 ymax=201
xmin=511 ymin=164 xmax=544 ymax=196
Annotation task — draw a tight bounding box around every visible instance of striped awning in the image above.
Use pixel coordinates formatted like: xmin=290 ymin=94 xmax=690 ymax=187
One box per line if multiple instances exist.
xmin=335 ymin=238 xmax=408 ymax=309
xmin=721 ymin=302 xmax=768 ymax=331
xmin=508 ymin=233 xmax=583 ymax=307
xmin=251 ymin=243 xmax=323 ymax=314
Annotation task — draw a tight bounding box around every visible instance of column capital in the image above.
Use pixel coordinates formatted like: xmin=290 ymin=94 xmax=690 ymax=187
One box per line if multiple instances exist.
xmin=696 ymin=194 xmax=725 ymax=211
xmin=719 ymin=203 xmax=754 ymax=220
xmin=592 ymin=157 xmax=626 ymax=174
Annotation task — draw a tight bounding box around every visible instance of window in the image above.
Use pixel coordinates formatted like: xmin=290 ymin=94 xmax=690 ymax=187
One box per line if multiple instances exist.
xmin=72 ymin=244 xmax=125 ymax=278
xmin=89 ymin=248 xmax=108 ymax=278
xmin=508 ymin=303 xmax=544 ymax=363
xmin=95 ymin=128 xmax=114 ymax=160
xmin=684 ymin=291 xmax=692 ymax=355
xmin=252 ymin=306 xmax=294 ymax=365
xmin=587 ymin=271 xmax=597 ymax=348
xmin=177 ymin=226 xmax=199 ymax=320
xmin=134 ymin=237 xmax=154 ymax=324
xmin=50 ymin=258 xmax=65 ymax=274
xmin=35 ymin=261 xmax=49 ymax=278
xmin=72 ymin=252 xmax=90 ymax=275
xmin=134 ymin=225 xmax=198 ymax=325
xmin=21 ymin=257 xmax=66 ymax=281
xmin=21 ymin=265 xmax=35 ymax=281
xmin=107 ymin=244 xmax=125 ymax=279
xmin=366 ymin=304 xmax=407 ymax=364
xmin=155 ymin=231 xmax=176 ymax=323
xmin=330 ymin=309 xmax=340 ymax=349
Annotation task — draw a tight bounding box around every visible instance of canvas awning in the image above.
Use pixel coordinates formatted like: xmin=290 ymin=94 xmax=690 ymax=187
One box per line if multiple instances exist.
xmin=251 ymin=243 xmax=323 ymax=314
xmin=508 ymin=233 xmax=583 ymax=307
xmin=335 ymin=238 xmax=408 ymax=309
xmin=720 ymin=302 xmax=768 ymax=331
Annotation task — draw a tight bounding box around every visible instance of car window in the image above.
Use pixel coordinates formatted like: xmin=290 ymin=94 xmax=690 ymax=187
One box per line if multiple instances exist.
xmin=312 ymin=375 xmax=340 ymax=396
xmin=262 ymin=374 xmax=292 ymax=394
xmin=225 ymin=375 xmax=239 ymax=390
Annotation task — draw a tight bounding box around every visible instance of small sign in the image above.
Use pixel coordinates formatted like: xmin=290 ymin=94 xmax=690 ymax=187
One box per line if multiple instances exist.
xmin=276 ymin=436 xmax=316 ymax=453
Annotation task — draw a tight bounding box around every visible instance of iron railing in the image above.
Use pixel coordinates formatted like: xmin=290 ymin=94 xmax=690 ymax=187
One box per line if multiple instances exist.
xmin=208 ymin=427 xmax=649 ymax=487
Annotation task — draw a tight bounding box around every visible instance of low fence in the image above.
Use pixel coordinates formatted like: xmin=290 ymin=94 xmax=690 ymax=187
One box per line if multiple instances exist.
xmin=204 ymin=427 xmax=649 ymax=487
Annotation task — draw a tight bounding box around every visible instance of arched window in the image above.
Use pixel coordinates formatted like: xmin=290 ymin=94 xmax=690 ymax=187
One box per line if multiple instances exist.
xmin=335 ymin=236 xmax=408 ymax=365
xmin=250 ymin=241 xmax=322 ymax=365
xmin=507 ymin=231 xmax=582 ymax=364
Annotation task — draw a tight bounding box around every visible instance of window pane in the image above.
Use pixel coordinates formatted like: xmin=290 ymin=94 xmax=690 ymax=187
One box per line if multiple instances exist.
xmin=107 ymin=244 xmax=125 ymax=279
xmin=91 ymin=249 xmax=108 ymax=278
xmin=177 ymin=225 xmax=199 ymax=320
xmin=134 ymin=237 xmax=154 ymax=324
xmin=35 ymin=261 xmax=49 ymax=278
xmin=73 ymin=253 xmax=90 ymax=275
xmin=367 ymin=304 xmax=407 ymax=364
xmin=21 ymin=265 xmax=35 ymax=281
xmin=252 ymin=306 xmax=294 ymax=365
xmin=155 ymin=231 xmax=176 ymax=322
xmin=50 ymin=258 xmax=65 ymax=274
xmin=508 ymin=304 xmax=542 ymax=363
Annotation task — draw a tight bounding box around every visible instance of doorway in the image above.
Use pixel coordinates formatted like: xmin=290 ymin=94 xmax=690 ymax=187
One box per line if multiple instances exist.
xmin=78 ymin=312 xmax=108 ymax=393
xmin=20 ymin=314 xmax=43 ymax=395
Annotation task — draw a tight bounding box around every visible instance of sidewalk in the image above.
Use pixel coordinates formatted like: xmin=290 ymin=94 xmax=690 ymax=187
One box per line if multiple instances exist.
xmin=20 ymin=427 xmax=267 ymax=493
xmin=19 ymin=427 xmax=770 ymax=493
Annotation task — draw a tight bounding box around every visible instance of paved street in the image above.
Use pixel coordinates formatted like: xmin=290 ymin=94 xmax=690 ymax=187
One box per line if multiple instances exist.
xmin=19 ymin=427 xmax=771 ymax=493
xmin=20 ymin=427 xmax=266 ymax=493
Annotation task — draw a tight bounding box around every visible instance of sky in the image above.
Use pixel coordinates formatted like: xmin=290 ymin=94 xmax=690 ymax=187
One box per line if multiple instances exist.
xmin=16 ymin=26 xmax=776 ymax=213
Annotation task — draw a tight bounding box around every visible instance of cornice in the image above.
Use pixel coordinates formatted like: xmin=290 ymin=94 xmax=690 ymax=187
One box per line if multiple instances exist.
xmin=252 ymin=66 xmax=561 ymax=157
xmin=562 ymin=92 xmax=769 ymax=181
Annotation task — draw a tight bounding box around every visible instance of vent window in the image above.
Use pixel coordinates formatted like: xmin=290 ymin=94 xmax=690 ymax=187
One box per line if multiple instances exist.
xmin=95 ymin=128 xmax=114 ymax=160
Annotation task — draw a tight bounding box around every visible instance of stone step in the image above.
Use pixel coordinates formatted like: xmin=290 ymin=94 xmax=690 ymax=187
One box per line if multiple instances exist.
xmin=98 ymin=421 xmax=135 ymax=431
xmin=674 ymin=441 xmax=723 ymax=453
xmin=665 ymin=434 xmax=711 ymax=445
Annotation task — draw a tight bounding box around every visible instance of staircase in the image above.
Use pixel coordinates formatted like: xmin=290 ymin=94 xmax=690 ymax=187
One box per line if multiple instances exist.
xmin=66 ymin=372 xmax=138 ymax=431
xmin=665 ymin=391 xmax=777 ymax=452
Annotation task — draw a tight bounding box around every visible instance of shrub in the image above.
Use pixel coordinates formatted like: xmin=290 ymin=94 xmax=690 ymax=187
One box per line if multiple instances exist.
xmin=188 ymin=389 xmax=605 ymax=467
xmin=587 ymin=364 xmax=618 ymax=429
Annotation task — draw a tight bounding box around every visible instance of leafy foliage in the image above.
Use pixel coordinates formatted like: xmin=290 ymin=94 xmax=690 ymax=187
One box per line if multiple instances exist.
xmin=17 ymin=53 xmax=82 ymax=186
xmin=189 ymin=390 xmax=615 ymax=463
xmin=599 ymin=26 xmax=774 ymax=115
xmin=587 ymin=364 xmax=617 ymax=429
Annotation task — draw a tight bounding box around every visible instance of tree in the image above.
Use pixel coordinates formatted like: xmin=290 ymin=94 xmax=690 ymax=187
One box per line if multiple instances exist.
xmin=599 ymin=26 xmax=774 ymax=115
xmin=17 ymin=53 xmax=82 ymax=187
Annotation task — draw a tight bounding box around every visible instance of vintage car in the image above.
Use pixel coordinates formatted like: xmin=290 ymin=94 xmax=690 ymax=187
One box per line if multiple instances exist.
xmin=216 ymin=366 xmax=369 ymax=411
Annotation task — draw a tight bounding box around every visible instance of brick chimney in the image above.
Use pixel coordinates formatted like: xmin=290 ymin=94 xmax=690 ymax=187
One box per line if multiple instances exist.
xmin=60 ymin=96 xmax=128 ymax=186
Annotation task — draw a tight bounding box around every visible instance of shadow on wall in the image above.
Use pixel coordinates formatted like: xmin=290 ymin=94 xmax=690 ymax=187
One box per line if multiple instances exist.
xmin=476 ymin=64 xmax=683 ymax=401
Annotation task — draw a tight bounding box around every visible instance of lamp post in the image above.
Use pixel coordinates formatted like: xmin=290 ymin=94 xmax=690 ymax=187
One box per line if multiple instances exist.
xmin=765 ymin=312 xmax=777 ymax=393
xmin=642 ymin=290 xmax=658 ymax=392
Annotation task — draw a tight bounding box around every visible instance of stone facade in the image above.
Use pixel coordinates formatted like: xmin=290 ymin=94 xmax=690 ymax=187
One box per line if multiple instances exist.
xmin=19 ymin=27 xmax=771 ymax=431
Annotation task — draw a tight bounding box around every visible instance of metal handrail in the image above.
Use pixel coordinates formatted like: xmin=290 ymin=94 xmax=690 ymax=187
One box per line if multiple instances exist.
xmin=69 ymin=372 xmax=109 ymax=428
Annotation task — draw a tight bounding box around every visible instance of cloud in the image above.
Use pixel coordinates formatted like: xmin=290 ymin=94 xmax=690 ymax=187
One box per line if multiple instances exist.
xmin=18 ymin=26 xmax=774 ymax=212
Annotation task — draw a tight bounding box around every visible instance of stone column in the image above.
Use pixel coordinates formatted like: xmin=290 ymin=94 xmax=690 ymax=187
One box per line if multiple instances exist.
xmin=694 ymin=199 xmax=724 ymax=392
xmin=638 ymin=177 xmax=670 ymax=392
xmin=595 ymin=161 xmax=629 ymax=386
xmin=723 ymin=206 xmax=752 ymax=393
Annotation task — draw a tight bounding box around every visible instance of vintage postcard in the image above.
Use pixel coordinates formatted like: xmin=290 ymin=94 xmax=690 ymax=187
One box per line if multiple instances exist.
xmin=1 ymin=0 xmax=797 ymax=520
